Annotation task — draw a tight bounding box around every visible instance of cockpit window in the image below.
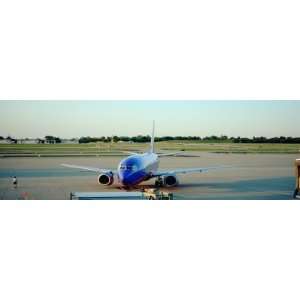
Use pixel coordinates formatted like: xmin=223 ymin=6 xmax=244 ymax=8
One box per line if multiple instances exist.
xmin=127 ymin=165 xmax=138 ymax=171
xmin=120 ymin=164 xmax=137 ymax=171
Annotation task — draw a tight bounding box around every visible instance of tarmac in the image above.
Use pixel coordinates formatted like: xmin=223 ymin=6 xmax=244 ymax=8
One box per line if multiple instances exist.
xmin=0 ymin=152 xmax=298 ymax=199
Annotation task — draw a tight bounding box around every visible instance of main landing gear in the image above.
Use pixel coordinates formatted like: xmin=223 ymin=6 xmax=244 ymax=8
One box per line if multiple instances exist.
xmin=155 ymin=177 xmax=163 ymax=187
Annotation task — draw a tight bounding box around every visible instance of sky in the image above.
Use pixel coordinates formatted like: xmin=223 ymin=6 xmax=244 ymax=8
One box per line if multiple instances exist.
xmin=0 ymin=100 xmax=299 ymax=138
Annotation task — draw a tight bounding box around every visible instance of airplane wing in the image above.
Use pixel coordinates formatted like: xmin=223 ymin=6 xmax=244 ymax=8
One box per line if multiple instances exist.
xmin=61 ymin=164 xmax=116 ymax=174
xmin=152 ymin=166 xmax=229 ymax=176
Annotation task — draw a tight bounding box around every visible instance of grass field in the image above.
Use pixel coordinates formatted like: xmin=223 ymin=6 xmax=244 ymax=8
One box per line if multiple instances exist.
xmin=0 ymin=141 xmax=300 ymax=157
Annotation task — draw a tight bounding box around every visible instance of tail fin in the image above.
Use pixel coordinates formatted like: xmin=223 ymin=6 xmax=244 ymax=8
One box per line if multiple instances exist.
xmin=149 ymin=120 xmax=155 ymax=153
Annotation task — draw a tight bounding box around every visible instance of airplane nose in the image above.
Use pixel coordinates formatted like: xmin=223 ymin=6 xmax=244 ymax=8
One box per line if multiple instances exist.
xmin=118 ymin=171 xmax=129 ymax=185
xmin=121 ymin=178 xmax=130 ymax=186
xmin=120 ymin=176 xmax=131 ymax=186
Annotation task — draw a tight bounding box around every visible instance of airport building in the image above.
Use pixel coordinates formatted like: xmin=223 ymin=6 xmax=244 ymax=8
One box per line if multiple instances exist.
xmin=61 ymin=139 xmax=79 ymax=144
xmin=0 ymin=139 xmax=11 ymax=144
xmin=17 ymin=139 xmax=40 ymax=144
xmin=0 ymin=138 xmax=17 ymax=144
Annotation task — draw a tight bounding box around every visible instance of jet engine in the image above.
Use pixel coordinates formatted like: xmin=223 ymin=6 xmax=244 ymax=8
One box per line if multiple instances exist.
xmin=98 ymin=172 xmax=114 ymax=186
xmin=162 ymin=175 xmax=178 ymax=187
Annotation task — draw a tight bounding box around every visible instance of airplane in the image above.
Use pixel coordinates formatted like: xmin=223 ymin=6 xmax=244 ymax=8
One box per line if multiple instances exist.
xmin=61 ymin=122 xmax=226 ymax=188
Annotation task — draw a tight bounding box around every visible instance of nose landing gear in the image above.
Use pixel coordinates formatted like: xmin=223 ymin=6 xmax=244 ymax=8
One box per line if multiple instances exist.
xmin=155 ymin=177 xmax=163 ymax=187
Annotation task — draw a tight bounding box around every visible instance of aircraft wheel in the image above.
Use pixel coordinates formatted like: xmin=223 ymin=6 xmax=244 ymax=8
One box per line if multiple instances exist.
xmin=155 ymin=179 xmax=163 ymax=187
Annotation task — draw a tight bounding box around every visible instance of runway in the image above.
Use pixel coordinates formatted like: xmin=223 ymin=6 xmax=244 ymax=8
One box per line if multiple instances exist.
xmin=0 ymin=152 xmax=298 ymax=199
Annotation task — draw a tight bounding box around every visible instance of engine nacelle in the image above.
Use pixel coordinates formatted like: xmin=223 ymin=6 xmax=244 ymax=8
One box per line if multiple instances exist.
xmin=162 ymin=175 xmax=178 ymax=187
xmin=98 ymin=172 xmax=114 ymax=186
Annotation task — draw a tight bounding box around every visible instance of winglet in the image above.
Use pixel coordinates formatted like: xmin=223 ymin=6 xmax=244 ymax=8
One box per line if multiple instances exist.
xmin=149 ymin=120 xmax=155 ymax=153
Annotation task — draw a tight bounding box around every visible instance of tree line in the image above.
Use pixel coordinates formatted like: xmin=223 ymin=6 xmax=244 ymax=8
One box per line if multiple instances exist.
xmin=78 ymin=135 xmax=300 ymax=144
xmin=1 ymin=135 xmax=300 ymax=144
xmin=232 ymin=136 xmax=300 ymax=144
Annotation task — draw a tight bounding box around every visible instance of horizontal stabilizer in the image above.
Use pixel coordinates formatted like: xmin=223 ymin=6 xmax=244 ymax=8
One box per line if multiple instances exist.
xmin=157 ymin=152 xmax=182 ymax=157
xmin=157 ymin=151 xmax=201 ymax=157
xmin=121 ymin=151 xmax=140 ymax=155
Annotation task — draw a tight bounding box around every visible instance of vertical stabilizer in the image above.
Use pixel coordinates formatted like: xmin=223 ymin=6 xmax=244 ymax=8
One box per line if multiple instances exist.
xmin=149 ymin=120 xmax=155 ymax=153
